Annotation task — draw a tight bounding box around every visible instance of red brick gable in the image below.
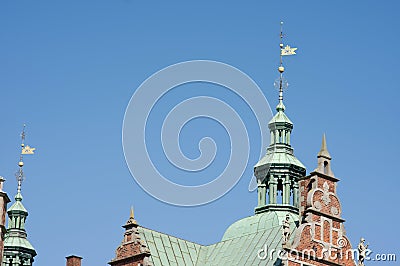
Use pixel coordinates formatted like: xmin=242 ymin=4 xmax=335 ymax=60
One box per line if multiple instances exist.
xmin=285 ymin=138 xmax=356 ymax=266
xmin=108 ymin=214 xmax=152 ymax=266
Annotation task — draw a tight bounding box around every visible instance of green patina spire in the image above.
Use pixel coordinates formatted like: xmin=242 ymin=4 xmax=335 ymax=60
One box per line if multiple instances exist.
xmin=254 ymin=22 xmax=306 ymax=215
xmin=3 ymin=126 xmax=36 ymax=265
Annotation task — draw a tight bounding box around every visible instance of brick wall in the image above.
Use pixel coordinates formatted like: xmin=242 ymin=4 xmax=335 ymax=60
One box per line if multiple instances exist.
xmin=66 ymin=255 xmax=82 ymax=266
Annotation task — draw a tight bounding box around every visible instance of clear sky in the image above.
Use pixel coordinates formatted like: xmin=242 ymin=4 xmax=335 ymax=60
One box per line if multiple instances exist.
xmin=1 ymin=1 xmax=399 ymax=265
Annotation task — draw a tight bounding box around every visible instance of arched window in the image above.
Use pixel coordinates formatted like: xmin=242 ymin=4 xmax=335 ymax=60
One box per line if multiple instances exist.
xmin=324 ymin=161 xmax=329 ymax=175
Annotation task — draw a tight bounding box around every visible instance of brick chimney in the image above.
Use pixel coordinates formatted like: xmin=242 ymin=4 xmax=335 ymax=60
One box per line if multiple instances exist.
xmin=66 ymin=255 xmax=82 ymax=266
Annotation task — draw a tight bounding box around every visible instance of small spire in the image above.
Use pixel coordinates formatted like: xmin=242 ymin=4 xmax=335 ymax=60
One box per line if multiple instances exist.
xmin=318 ymin=134 xmax=331 ymax=159
xmin=130 ymin=206 xmax=134 ymax=219
xmin=124 ymin=206 xmax=138 ymax=226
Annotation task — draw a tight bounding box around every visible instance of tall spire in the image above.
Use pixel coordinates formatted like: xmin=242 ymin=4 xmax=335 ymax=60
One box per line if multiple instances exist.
xmin=275 ymin=21 xmax=297 ymax=112
xmin=254 ymin=22 xmax=305 ymax=214
xmin=15 ymin=124 xmax=33 ymax=199
xmin=277 ymin=21 xmax=286 ymax=112
xmin=16 ymin=125 xmax=26 ymax=196
xmin=2 ymin=125 xmax=36 ymax=265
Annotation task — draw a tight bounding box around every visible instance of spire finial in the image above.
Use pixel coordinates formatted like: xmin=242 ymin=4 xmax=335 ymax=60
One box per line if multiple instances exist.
xmin=275 ymin=21 xmax=297 ymax=112
xmin=16 ymin=125 xmax=26 ymax=198
xmin=16 ymin=156 xmax=24 ymax=197
xmin=21 ymin=124 xmax=26 ymax=146
xmin=321 ymin=133 xmax=327 ymax=149
xmin=318 ymin=133 xmax=331 ymax=159
xmin=277 ymin=21 xmax=286 ymax=112
xmin=15 ymin=124 xmax=36 ymax=200
xmin=124 ymin=206 xmax=138 ymax=226
xmin=130 ymin=206 xmax=134 ymax=219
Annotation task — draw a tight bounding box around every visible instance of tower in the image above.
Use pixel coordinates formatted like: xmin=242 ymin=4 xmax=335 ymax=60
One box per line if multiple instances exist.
xmin=2 ymin=126 xmax=37 ymax=266
xmin=254 ymin=22 xmax=306 ymax=214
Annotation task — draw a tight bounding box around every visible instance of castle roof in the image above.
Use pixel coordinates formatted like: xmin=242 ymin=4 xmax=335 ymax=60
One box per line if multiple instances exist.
xmin=254 ymin=149 xmax=305 ymax=170
xmin=137 ymin=210 xmax=297 ymax=265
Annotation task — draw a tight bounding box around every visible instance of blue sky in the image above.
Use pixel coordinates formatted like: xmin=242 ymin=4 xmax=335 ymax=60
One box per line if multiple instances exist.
xmin=1 ymin=1 xmax=399 ymax=265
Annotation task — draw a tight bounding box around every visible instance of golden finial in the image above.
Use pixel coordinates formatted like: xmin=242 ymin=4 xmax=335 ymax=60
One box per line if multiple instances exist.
xmin=130 ymin=206 xmax=134 ymax=219
xmin=125 ymin=205 xmax=138 ymax=226
xmin=18 ymin=158 xmax=24 ymax=168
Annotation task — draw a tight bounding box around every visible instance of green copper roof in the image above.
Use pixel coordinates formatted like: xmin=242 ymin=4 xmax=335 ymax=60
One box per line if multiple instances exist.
xmin=138 ymin=210 xmax=298 ymax=266
xmin=204 ymin=212 xmax=298 ymax=266
xmin=221 ymin=210 xmax=298 ymax=241
xmin=7 ymin=195 xmax=27 ymax=213
xmin=254 ymin=150 xmax=305 ymax=169
xmin=3 ymin=236 xmax=35 ymax=251
xmin=139 ymin=227 xmax=203 ymax=266
xmin=268 ymin=110 xmax=292 ymax=125
xmin=275 ymin=101 xmax=286 ymax=112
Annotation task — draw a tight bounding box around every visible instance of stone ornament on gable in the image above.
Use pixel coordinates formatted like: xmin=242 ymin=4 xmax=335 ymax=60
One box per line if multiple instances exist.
xmin=314 ymin=201 xmax=322 ymax=210
xmin=321 ymin=182 xmax=331 ymax=205
xmin=331 ymin=206 xmax=339 ymax=216
xmin=306 ymin=179 xmax=342 ymax=217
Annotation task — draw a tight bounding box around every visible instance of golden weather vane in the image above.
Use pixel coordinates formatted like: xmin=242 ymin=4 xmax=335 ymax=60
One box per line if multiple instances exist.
xmin=21 ymin=124 xmax=36 ymax=155
xmin=275 ymin=21 xmax=297 ymax=108
xmin=16 ymin=124 xmax=36 ymax=194
xmin=279 ymin=22 xmax=297 ymax=58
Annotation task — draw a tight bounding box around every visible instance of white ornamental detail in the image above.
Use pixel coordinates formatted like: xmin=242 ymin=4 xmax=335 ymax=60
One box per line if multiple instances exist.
xmin=321 ymin=182 xmax=331 ymax=206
